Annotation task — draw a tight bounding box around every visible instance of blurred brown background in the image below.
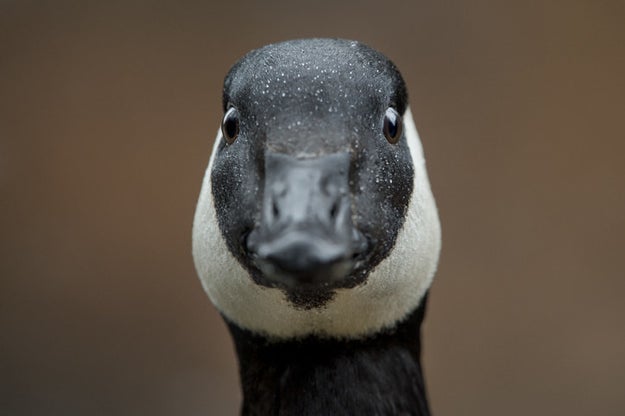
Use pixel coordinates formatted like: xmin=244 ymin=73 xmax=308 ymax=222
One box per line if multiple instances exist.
xmin=1 ymin=1 xmax=624 ymax=415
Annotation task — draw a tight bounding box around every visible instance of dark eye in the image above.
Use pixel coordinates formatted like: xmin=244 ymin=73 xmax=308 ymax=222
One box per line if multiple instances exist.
xmin=383 ymin=107 xmax=403 ymax=144
xmin=222 ymin=107 xmax=240 ymax=144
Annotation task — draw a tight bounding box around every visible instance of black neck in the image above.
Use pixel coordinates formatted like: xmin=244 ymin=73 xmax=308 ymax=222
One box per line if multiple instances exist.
xmin=226 ymin=296 xmax=430 ymax=416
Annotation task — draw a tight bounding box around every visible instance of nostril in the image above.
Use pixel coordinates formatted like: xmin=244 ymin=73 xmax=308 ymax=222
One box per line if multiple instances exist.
xmin=329 ymin=200 xmax=339 ymax=220
xmin=272 ymin=201 xmax=280 ymax=219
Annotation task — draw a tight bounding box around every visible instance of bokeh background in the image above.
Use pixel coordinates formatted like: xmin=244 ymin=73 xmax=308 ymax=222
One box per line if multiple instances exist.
xmin=2 ymin=1 xmax=624 ymax=415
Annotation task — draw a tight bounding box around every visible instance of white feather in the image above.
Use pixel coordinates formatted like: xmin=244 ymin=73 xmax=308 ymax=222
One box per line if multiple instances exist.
xmin=192 ymin=108 xmax=441 ymax=339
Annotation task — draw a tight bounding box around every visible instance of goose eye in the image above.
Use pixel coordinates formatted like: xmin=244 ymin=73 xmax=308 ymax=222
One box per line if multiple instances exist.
xmin=383 ymin=107 xmax=403 ymax=144
xmin=222 ymin=107 xmax=240 ymax=144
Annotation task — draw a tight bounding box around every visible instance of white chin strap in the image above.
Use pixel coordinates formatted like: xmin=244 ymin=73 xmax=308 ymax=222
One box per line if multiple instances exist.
xmin=192 ymin=107 xmax=441 ymax=339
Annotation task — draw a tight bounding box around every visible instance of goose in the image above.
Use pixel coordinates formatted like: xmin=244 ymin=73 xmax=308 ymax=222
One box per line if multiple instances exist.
xmin=192 ymin=38 xmax=441 ymax=415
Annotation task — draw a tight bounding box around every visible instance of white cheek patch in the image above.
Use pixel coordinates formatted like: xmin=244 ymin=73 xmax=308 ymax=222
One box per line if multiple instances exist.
xmin=192 ymin=108 xmax=441 ymax=339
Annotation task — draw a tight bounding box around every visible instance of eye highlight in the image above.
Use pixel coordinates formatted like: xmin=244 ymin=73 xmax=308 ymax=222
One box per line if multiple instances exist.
xmin=222 ymin=107 xmax=240 ymax=144
xmin=383 ymin=107 xmax=403 ymax=144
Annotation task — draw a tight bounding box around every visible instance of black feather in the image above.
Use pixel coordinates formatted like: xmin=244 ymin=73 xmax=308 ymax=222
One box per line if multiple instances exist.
xmin=227 ymin=295 xmax=430 ymax=416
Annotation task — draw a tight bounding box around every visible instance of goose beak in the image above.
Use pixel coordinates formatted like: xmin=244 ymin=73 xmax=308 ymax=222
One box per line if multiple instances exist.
xmin=245 ymin=151 xmax=367 ymax=290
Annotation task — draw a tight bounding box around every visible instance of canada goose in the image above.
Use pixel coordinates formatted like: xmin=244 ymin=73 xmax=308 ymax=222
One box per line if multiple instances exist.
xmin=193 ymin=38 xmax=441 ymax=415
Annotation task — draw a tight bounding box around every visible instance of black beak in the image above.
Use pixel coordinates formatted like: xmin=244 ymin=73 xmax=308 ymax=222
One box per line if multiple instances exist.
xmin=245 ymin=151 xmax=367 ymax=290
